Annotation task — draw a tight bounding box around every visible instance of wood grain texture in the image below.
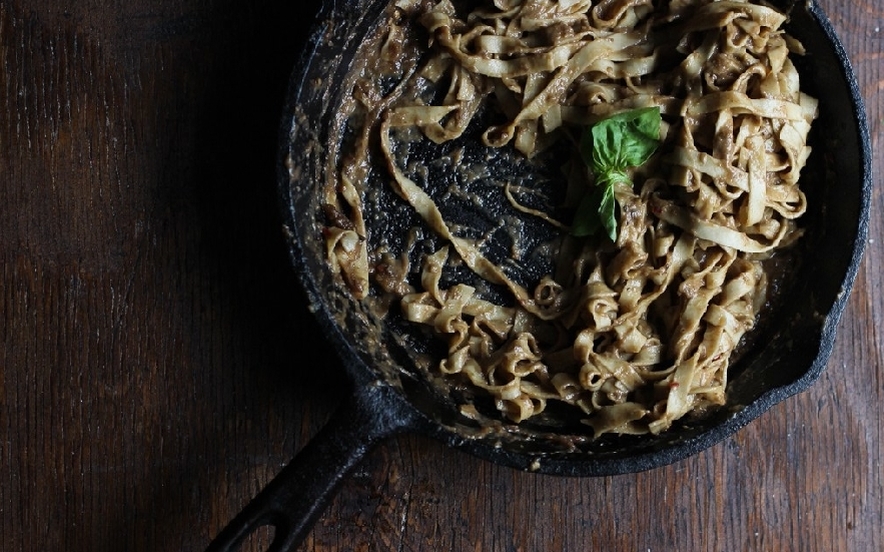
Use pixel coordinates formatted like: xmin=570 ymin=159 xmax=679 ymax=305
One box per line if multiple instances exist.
xmin=0 ymin=1 xmax=881 ymax=551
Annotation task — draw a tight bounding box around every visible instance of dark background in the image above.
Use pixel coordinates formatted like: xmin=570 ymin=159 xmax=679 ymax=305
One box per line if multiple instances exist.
xmin=1 ymin=1 xmax=881 ymax=551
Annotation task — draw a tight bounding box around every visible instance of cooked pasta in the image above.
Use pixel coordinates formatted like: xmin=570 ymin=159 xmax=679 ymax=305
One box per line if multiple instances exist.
xmin=322 ymin=0 xmax=816 ymax=435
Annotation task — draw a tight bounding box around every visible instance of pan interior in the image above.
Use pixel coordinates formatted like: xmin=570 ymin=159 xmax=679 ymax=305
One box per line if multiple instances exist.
xmin=280 ymin=0 xmax=868 ymax=470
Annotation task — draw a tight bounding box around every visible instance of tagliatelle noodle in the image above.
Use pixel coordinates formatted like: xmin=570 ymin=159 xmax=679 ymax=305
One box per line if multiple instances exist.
xmin=323 ymin=0 xmax=816 ymax=435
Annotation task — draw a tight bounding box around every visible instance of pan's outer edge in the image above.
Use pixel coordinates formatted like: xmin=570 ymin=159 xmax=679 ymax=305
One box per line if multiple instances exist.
xmin=275 ymin=0 xmax=872 ymax=477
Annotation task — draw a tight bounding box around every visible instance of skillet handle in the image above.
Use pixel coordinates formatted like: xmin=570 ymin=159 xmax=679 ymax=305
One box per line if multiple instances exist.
xmin=205 ymin=381 xmax=416 ymax=552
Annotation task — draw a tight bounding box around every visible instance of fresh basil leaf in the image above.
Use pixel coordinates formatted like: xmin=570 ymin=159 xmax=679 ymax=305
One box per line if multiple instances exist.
xmin=571 ymin=188 xmax=601 ymax=237
xmin=572 ymin=174 xmax=621 ymax=239
xmin=592 ymin=107 xmax=661 ymax=174
xmin=597 ymin=170 xmax=623 ymax=241
xmin=573 ymin=107 xmax=661 ymax=241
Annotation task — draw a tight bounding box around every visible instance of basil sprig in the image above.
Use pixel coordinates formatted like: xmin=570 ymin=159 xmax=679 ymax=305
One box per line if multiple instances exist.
xmin=572 ymin=106 xmax=662 ymax=241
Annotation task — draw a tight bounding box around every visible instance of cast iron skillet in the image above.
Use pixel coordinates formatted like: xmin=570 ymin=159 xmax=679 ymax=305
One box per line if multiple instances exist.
xmin=208 ymin=1 xmax=871 ymax=550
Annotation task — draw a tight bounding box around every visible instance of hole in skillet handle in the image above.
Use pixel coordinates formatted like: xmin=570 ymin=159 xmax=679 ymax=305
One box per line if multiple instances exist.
xmin=204 ymin=380 xmax=422 ymax=552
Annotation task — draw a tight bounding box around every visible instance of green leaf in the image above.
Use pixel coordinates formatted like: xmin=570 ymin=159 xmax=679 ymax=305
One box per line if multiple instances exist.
xmin=571 ymin=186 xmax=602 ymax=237
xmin=573 ymin=107 xmax=661 ymax=241
xmin=597 ymin=172 xmax=620 ymax=241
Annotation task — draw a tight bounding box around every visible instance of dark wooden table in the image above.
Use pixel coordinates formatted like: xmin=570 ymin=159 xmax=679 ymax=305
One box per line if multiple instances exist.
xmin=2 ymin=1 xmax=881 ymax=551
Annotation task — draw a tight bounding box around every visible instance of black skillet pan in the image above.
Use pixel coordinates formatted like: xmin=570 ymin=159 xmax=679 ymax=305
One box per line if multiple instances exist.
xmin=208 ymin=1 xmax=871 ymax=550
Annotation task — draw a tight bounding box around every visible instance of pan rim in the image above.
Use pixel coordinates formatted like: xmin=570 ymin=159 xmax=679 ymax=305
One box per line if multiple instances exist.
xmin=276 ymin=0 xmax=872 ymax=476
